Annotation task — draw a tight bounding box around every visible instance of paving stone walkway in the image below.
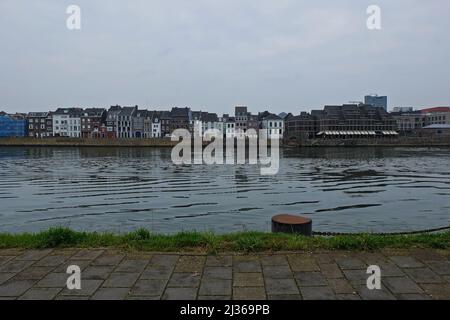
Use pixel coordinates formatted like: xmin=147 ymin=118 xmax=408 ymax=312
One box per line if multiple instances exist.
xmin=0 ymin=248 xmax=449 ymax=300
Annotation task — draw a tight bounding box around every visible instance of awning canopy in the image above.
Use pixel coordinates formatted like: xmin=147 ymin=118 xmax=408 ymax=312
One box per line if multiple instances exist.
xmin=318 ymin=130 xmax=398 ymax=136
xmin=382 ymin=131 xmax=399 ymax=135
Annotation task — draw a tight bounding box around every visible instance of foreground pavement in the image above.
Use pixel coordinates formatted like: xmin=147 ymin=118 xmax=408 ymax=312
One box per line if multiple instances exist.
xmin=0 ymin=248 xmax=449 ymax=300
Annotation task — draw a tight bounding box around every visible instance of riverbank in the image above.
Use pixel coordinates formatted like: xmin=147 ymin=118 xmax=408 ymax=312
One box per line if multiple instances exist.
xmin=0 ymin=137 xmax=178 ymax=147
xmin=2 ymin=136 xmax=450 ymax=147
xmin=1 ymin=246 xmax=450 ymax=300
xmin=289 ymin=136 xmax=450 ymax=147
xmin=1 ymin=228 xmax=449 ymax=253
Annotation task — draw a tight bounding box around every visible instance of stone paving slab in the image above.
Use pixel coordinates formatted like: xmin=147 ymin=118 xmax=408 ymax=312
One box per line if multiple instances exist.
xmin=0 ymin=248 xmax=449 ymax=300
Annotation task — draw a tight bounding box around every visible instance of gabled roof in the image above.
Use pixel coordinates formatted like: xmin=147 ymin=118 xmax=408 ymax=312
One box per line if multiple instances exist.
xmin=135 ymin=109 xmax=150 ymax=118
xmin=421 ymin=107 xmax=450 ymax=114
xmin=108 ymin=105 xmax=122 ymax=113
xmin=286 ymin=112 xmax=315 ymax=121
xmin=203 ymin=113 xmax=218 ymax=123
xmin=2 ymin=113 xmax=27 ymax=120
xmin=157 ymin=111 xmax=172 ymax=119
xmin=235 ymin=106 xmax=248 ymax=112
xmin=118 ymin=106 xmax=137 ymax=116
xmin=82 ymin=108 xmax=105 ymax=117
xmin=28 ymin=112 xmax=49 ymax=117
xmin=191 ymin=111 xmax=202 ymax=120
xmin=170 ymin=107 xmax=190 ymax=118
xmin=53 ymin=108 xmax=83 ymax=116
xmin=262 ymin=113 xmax=282 ymax=121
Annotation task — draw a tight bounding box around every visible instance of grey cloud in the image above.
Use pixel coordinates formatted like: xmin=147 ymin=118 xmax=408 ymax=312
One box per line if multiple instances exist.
xmin=0 ymin=0 xmax=449 ymax=114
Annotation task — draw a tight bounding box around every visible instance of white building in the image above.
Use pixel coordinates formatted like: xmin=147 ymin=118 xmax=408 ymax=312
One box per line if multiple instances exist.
xmin=52 ymin=108 xmax=82 ymax=138
xmin=150 ymin=111 xmax=162 ymax=138
xmin=261 ymin=114 xmax=284 ymax=139
xmin=225 ymin=120 xmax=236 ymax=138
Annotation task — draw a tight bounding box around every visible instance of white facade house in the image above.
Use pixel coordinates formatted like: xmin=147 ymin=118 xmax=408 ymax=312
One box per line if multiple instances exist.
xmin=52 ymin=108 xmax=82 ymax=138
xmin=190 ymin=112 xmax=222 ymax=139
xmin=203 ymin=121 xmax=225 ymax=140
xmin=151 ymin=114 xmax=161 ymax=138
xmin=225 ymin=121 xmax=236 ymax=138
xmin=261 ymin=114 xmax=284 ymax=139
xmin=142 ymin=111 xmax=162 ymax=138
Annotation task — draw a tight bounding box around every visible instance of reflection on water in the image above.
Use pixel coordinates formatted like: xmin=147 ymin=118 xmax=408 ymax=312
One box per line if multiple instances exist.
xmin=0 ymin=146 xmax=450 ymax=234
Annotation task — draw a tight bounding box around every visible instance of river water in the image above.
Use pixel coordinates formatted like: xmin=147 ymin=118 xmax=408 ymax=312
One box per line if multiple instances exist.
xmin=0 ymin=146 xmax=449 ymax=234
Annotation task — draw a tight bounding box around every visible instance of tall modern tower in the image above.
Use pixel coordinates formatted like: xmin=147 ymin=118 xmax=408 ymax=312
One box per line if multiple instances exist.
xmin=365 ymin=94 xmax=388 ymax=111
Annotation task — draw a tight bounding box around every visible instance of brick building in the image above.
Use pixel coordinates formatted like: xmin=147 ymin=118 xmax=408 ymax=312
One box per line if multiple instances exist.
xmin=81 ymin=108 xmax=106 ymax=138
xmin=27 ymin=112 xmax=53 ymax=138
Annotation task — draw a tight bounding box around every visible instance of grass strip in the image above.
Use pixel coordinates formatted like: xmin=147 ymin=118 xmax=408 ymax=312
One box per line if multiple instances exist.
xmin=0 ymin=227 xmax=449 ymax=253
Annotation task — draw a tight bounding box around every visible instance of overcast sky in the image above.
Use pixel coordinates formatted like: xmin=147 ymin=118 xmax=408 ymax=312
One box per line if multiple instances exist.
xmin=1 ymin=0 xmax=449 ymax=115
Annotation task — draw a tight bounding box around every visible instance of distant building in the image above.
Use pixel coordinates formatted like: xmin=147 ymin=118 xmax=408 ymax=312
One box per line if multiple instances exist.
xmin=27 ymin=112 xmax=53 ymax=138
xmin=317 ymin=104 xmax=395 ymax=132
xmin=106 ymin=105 xmax=122 ymax=138
xmin=149 ymin=111 xmax=162 ymax=138
xmin=365 ymin=95 xmax=388 ymax=111
xmin=191 ymin=111 xmax=221 ymax=138
xmin=132 ymin=109 xmax=148 ymax=138
xmin=247 ymin=114 xmax=259 ymax=137
xmin=392 ymin=107 xmax=414 ymax=113
xmin=117 ymin=106 xmax=138 ymax=138
xmin=0 ymin=113 xmax=28 ymax=137
xmin=170 ymin=107 xmax=191 ymax=133
xmin=158 ymin=111 xmax=172 ymax=137
xmin=390 ymin=110 xmax=425 ymax=134
xmin=81 ymin=108 xmax=106 ymax=138
xmin=234 ymin=106 xmax=248 ymax=134
xmin=52 ymin=108 xmax=82 ymax=137
xmin=222 ymin=114 xmax=235 ymax=138
xmin=421 ymin=107 xmax=450 ymax=126
xmin=285 ymin=112 xmax=317 ymax=140
xmin=285 ymin=104 xmax=397 ymax=140
xmin=260 ymin=113 xmax=284 ymax=139
xmin=422 ymin=124 xmax=450 ymax=137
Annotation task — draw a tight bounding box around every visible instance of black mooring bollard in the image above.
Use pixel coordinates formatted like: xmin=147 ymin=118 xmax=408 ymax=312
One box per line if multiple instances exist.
xmin=271 ymin=214 xmax=312 ymax=236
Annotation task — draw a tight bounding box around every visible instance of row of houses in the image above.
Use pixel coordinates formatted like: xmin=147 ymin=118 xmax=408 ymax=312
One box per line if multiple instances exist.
xmin=2 ymin=104 xmax=449 ymax=140
xmin=0 ymin=106 xmax=285 ymax=139
xmin=390 ymin=107 xmax=450 ymax=134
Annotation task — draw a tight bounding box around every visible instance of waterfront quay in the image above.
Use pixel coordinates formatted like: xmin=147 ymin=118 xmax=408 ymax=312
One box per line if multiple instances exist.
xmin=1 ymin=248 xmax=449 ymax=300
xmin=2 ymin=104 xmax=450 ymax=144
